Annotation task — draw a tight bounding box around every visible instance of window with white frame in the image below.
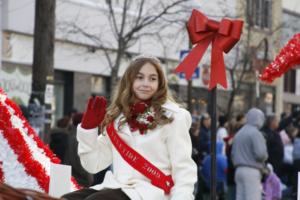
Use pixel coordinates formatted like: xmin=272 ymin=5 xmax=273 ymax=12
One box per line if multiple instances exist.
xmin=246 ymin=0 xmax=272 ymax=29
xmin=284 ymin=69 xmax=296 ymax=94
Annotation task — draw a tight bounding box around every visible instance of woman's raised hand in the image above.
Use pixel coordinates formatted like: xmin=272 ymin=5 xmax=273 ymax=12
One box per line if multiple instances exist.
xmin=81 ymin=96 xmax=107 ymax=129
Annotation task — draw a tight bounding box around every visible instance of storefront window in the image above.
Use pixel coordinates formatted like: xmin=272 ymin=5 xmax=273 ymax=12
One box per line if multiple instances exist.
xmin=0 ymin=63 xmax=32 ymax=106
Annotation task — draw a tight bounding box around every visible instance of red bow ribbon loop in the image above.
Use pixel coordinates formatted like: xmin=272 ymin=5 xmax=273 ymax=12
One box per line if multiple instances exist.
xmin=175 ymin=10 xmax=243 ymax=90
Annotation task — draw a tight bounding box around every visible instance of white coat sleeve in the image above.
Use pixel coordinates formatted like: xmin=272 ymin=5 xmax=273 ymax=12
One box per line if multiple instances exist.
xmin=76 ymin=123 xmax=113 ymax=174
xmin=166 ymin=109 xmax=197 ymax=200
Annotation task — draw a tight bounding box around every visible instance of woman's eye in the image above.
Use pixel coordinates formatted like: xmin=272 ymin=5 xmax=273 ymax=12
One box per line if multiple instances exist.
xmin=151 ymin=77 xmax=157 ymax=81
xmin=136 ymin=76 xmax=143 ymax=80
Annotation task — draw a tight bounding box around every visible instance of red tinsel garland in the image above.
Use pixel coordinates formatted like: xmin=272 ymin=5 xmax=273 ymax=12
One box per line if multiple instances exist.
xmin=259 ymin=33 xmax=300 ymax=83
xmin=4 ymin=98 xmax=60 ymax=164
xmin=0 ymin=96 xmax=82 ymax=191
xmin=0 ymin=110 xmax=50 ymax=191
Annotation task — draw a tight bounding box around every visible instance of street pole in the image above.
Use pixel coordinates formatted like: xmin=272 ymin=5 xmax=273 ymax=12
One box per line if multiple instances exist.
xmin=255 ymin=70 xmax=260 ymax=107
xmin=31 ymin=0 xmax=56 ymax=143
xmin=187 ymin=80 xmax=193 ymax=112
xmin=187 ymin=42 xmax=193 ymax=113
xmin=209 ymin=87 xmax=217 ymax=200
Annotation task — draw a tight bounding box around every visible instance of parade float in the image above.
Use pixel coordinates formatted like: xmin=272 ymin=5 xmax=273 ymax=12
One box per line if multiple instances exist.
xmin=0 ymin=88 xmax=80 ymax=196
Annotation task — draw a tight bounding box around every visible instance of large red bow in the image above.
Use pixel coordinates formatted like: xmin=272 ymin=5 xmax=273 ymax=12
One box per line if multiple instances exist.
xmin=175 ymin=10 xmax=243 ymax=90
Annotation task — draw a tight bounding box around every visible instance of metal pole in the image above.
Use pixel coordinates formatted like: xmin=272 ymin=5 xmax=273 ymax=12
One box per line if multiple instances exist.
xmin=209 ymin=87 xmax=217 ymax=200
xmin=255 ymin=70 xmax=260 ymax=107
xmin=187 ymin=80 xmax=193 ymax=112
xmin=187 ymin=41 xmax=193 ymax=113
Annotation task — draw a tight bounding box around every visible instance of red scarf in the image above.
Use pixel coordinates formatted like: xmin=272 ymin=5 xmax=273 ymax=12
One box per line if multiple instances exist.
xmin=127 ymin=100 xmax=155 ymax=134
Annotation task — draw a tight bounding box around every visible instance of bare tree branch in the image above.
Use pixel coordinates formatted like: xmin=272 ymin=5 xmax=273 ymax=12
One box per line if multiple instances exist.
xmin=106 ymin=0 xmax=120 ymax=36
xmin=119 ymin=0 xmax=129 ymax=38
xmin=66 ymin=22 xmax=115 ymax=69
xmin=124 ymin=0 xmax=189 ymax=43
xmin=133 ymin=0 xmax=145 ymax=29
xmin=58 ymin=0 xmax=190 ymax=92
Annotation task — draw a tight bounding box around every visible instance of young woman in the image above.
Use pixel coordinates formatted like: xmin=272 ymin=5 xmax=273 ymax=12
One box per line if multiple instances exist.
xmin=62 ymin=56 xmax=197 ymax=200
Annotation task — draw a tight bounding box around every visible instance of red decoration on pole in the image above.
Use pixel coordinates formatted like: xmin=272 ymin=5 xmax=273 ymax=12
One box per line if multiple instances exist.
xmin=259 ymin=33 xmax=300 ymax=83
xmin=175 ymin=10 xmax=243 ymax=90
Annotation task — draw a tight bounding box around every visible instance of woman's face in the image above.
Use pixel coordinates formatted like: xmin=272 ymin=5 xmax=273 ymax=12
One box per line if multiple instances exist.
xmin=203 ymin=118 xmax=211 ymax=128
xmin=270 ymin=117 xmax=279 ymax=131
xmin=132 ymin=62 xmax=159 ymax=101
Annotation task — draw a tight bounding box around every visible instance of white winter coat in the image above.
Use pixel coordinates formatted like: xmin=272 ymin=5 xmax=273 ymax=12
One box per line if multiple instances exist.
xmin=77 ymin=100 xmax=197 ymax=200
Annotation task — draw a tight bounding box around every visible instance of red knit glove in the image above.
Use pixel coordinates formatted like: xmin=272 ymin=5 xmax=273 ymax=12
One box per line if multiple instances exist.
xmin=81 ymin=96 xmax=107 ymax=129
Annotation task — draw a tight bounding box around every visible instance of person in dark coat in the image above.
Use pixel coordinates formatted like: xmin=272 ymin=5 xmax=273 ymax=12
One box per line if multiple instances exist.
xmin=262 ymin=115 xmax=284 ymax=178
xmin=64 ymin=113 xmax=94 ymax=187
xmin=49 ymin=117 xmax=70 ymax=162
xmin=199 ymin=113 xmax=211 ymax=160
xmin=190 ymin=119 xmax=201 ymax=165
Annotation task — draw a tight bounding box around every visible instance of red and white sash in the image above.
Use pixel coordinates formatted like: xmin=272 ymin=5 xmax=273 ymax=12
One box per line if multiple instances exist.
xmin=106 ymin=122 xmax=174 ymax=194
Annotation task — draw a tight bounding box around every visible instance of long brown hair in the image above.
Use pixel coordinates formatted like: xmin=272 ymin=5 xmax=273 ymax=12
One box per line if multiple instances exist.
xmin=102 ymin=56 xmax=174 ymax=129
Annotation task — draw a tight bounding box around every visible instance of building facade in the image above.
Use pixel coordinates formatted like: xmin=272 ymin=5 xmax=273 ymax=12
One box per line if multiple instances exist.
xmin=0 ymin=0 xmax=192 ymax=123
xmin=1 ymin=0 xmax=295 ymax=123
